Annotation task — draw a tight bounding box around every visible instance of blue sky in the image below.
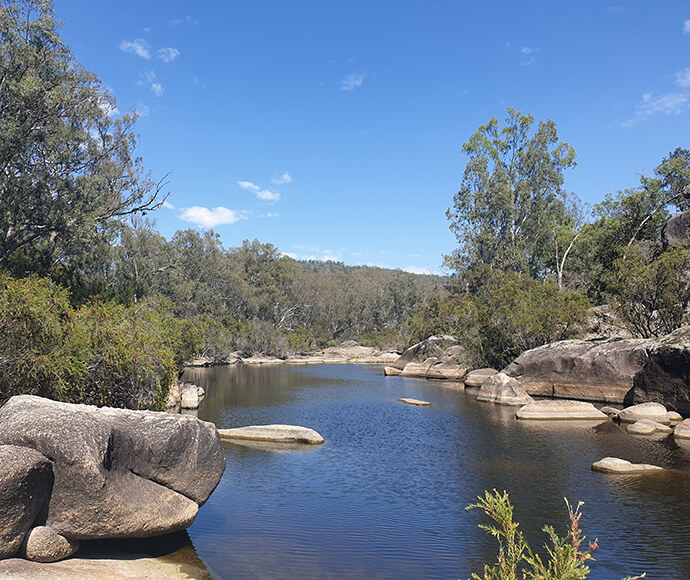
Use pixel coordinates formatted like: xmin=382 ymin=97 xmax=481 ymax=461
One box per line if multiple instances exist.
xmin=53 ymin=1 xmax=690 ymax=274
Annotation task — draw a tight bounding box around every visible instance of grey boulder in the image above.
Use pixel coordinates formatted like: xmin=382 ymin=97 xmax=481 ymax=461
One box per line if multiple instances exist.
xmin=21 ymin=526 xmax=79 ymax=563
xmin=617 ymin=402 xmax=670 ymax=424
xmin=0 ymin=445 xmax=54 ymax=558
xmin=0 ymin=395 xmax=225 ymax=541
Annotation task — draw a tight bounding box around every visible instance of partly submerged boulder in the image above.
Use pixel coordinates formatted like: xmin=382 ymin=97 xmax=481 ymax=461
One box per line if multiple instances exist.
xmin=591 ymin=457 xmax=665 ymax=474
xmin=617 ymin=402 xmax=670 ymax=424
xmin=503 ymin=338 xmax=649 ymax=402
xmin=625 ymin=420 xmax=673 ymax=436
xmin=476 ymin=373 xmax=533 ymax=406
xmin=516 ymin=400 xmax=608 ymax=421
xmin=0 ymin=395 xmax=225 ymax=543
xmin=396 ymin=398 xmax=432 ymax=407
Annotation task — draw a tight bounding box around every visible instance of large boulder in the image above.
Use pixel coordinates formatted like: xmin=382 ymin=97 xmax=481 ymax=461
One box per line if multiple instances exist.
xmin=662 ymin=209 xmax=690 ymax=249
xmin=630 ymin=326 xmax=690 ymax=413
xmin=390 ymin=335 xmax=459 ymax=370
xmin=503 ymin=338 xmax=650 ymax=403
xmin=476 ymin=373 xmax=533 ymax=406
xmin=0 ymin=445 xmax=54 ymax=558
xmin=0 ymin=396 xmax=225 ymax=542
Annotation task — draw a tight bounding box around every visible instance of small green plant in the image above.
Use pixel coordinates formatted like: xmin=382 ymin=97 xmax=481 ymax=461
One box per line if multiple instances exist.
xmin=467 ymin=489 xmax=646 ymax=580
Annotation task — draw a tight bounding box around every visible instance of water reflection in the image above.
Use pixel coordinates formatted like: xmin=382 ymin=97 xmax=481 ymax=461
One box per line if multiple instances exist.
xmin=185 ymin=364 xmax=690 ymax=580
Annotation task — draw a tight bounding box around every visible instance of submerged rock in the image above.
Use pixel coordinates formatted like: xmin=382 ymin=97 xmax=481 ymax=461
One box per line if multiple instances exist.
xmin=476 ymin=373 xmax=533 ymax=406
xmin=516 ymin=400 xmax=608 ymax=421
xmin=591 ymin=457 xmax=665 ymax=474
xmin=218 ymin=425 xmax=325 ymax=445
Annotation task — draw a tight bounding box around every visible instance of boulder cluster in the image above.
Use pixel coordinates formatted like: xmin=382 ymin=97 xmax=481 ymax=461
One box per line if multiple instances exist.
xmin=0 ymin=395 xmax=225 ymax=563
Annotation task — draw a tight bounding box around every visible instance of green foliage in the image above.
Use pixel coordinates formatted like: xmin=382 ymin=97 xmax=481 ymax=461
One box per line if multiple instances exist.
xmin=0 ymin=274 xmax=199 ymax=410
xmin=446 ymin=108 xmax=577 ymax=278
xmin=467 ymin=491 xmax=596 ymax=580
xmin=414 ymin=270 xmax=589 ymax=369
xmin=468 ymin=490 xmax=646 ymax=580
xmin=0 ymin=273 xmax=88 ymax=401
xmin=0 ymin=0 xmax=165 ymax=271
xmin=604 ymin=244 xmax=690 ymax=338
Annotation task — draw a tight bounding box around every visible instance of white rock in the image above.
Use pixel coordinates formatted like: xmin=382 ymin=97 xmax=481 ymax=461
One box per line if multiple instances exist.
xmin=476 ymin=373 xmax=533 ymax=406
xmin=626 ymin=419 xmax=673 ymax=435
xmin=591 ymin=457 xmax=664 ymax=474
xmin=218 ymin=425 xmax=324 ymax=445
xmin=396 ymin=398 xmax=431 ymax=406
xmin=617 ymin=402 xmax=670 ymax=424
xmin=667 ymin=411 xmax=683 ymax=424
xmin=384 ymin=366 xmax=402 ymax=376
xmin=464 ymin=368 xmax=498 ymax=388
xmin=516 ymin=400 xmax=607 ymax=421
xmin=180 ymin=384 xmax=200 ymax=409
xmin=674 ymin=418 xmax=690 ymax=440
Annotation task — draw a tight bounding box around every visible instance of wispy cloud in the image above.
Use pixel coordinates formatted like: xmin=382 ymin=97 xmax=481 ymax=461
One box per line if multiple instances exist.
xmin=162 ymin=200 xmax=175 ymax=209
xmin=119 ymin=38 xmax=151 ymax=60
xmin=151 ymin=83 xmax=164 ymax=97
xmin=519 ymin=46 xmax=539 ymax=66
xmin=624 ymin=92 xmax=690 ymax=126
xmin=340 ymin=73 xmax=365 ymax=91
xmin=157 ymin=47 xmax=180 ymax=63
xmin=676 ymin=68 xmax=690 ymax=87
xmin=289 ymin=245 xmax=342 ymax=262
xmin=684 ymin=19 xmax=690 ymax=34
xmin=179 ymin=206 xmax=248 ymax=228
xmin=238 ymin=180 xmax=281 ymax=201
xmin=271 ymin=172 xmax=293 ymax=185
xmin=136 ymin=103 xmax=150 ymax=117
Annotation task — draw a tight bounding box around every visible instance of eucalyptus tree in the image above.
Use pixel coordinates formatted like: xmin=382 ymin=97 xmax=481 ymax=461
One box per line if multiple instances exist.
xmin=446 ymin=108 xmax=577 ymax=280
xmin=0 ymin=0 xmax=166 ymax=269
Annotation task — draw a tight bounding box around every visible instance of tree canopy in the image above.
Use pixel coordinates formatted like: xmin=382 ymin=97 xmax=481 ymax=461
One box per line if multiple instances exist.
xmin=446 ymin=108 xmax=577 ymax=279
xmin=0 ymin=0 xmax=165 ymax=270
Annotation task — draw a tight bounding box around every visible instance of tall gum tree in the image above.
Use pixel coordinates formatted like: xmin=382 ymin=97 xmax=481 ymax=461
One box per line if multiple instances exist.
xmin=446 ymin=108 xmax=577 ymax=280
xmin=0 ymin=0 xmax=166 ymax=268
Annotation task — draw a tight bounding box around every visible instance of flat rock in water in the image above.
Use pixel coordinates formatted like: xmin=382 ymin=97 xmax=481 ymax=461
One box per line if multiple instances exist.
xmin=383 ymin=366 xmax=402 ymax=376
xmin=626 ymin=419 xmax=673 ymax=435
xmin=396 ymin=398 xmax=432 ymax=407
xmin=516 ymin=400 xmax=608 ymax=420
xmin=591 ymin=457 xmax=665 ymax=474
xmin=218 ymin=425 xmax=324 ymax=445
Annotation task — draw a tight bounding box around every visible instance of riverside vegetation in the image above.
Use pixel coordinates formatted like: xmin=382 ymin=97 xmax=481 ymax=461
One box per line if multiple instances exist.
xmin=0 ymin=1 xmax=688 ymax=576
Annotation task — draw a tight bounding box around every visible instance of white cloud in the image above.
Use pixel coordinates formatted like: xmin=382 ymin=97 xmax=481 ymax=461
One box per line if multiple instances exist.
xmin=624 ymin=92 xmax=690 ymax=126
xmin=519 ymin=46 xmax=539 ymax=66
xmin=119 ymin=38 xmax=151 ymax=60
xmin=402 ymin=266 xmax=436 ymax=275
xmin=676 ymin=68 xmax=690 ymax=87
xmin=98 ymin=99 xmax=119 ymax=118
xmin=157 ymin=47 xmax=180 ymax=63
xmin=136 ymin=103 xmax=150 ymax=117
xmin=684 ymin=19 xmax=690 ymax=34
xmin=179 ymin=206 xmax=247 ymax=228
xmin=238 ymin=180 xmax=281 ymax=201
xmin=340 ymin=73 xmax=365 ymax=91
xmin=162 ymin=200 xmax=175 ymax=209
xmin=151 ymin=83 xmax=164 ymax=97
xmin=271 ymin=172 xmax=293 ymax=185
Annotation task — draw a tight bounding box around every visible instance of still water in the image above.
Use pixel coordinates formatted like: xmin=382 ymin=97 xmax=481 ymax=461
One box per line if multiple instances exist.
xmin=183 ymin=364 xmax=690 ymax=579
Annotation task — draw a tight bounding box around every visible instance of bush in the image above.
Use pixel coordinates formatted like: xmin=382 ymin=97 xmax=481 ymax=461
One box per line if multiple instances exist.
xmin=467 ymin=490 xmax=645 ymax=580
xmin=0 ymin=275 xmax=197 ymax=410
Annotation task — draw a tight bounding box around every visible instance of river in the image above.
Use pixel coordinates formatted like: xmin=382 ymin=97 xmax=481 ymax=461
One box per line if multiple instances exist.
xmin=182 ymin=363 xmax=690 ymax=579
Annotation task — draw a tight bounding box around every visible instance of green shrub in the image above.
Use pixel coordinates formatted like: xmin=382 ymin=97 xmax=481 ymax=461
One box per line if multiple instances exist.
xmin=467 ymin=490 xmax=645 ymax=580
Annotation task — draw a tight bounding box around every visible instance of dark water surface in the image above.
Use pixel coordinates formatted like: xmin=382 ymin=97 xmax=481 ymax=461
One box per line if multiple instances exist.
xmin=183 ymin=364 xmax=690 ymax=579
